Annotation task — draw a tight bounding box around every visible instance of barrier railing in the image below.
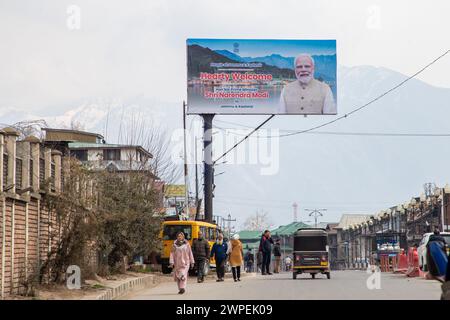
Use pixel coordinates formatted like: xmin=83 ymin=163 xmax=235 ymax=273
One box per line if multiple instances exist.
xmin=393 ymin=250 xmax=408 ymax=274
xmin=405 ymin=247 xmax=419 ymax=277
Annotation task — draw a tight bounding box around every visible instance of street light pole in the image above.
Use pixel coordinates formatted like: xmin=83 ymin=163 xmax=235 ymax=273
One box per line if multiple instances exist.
xmin=305 ymin=209 xmax=327 ymax=227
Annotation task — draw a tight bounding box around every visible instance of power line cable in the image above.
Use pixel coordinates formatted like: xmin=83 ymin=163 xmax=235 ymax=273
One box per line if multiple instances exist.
xmin=216 ymin=49 xmax=450 ymax=139
xmin=213 ymin=125 xmax=450 ymax=137
xmin=213 ymin=115 xmax=275 ymax=164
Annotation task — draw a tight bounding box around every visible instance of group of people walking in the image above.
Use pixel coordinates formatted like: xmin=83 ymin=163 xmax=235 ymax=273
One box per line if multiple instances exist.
xmin=244 ymin=230 xmax=293 ymax=273
xmin=168 ymin=229 xmax=293 ymax=294
xmin=169 ymin=231 xmax=244 ymax=294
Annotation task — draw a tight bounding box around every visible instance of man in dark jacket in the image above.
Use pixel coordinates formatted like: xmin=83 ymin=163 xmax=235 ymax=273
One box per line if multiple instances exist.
xmin=273 ymin=239 xmax=282 ymax=273
xmin=192 ymin=231 xmax=210 ymax=283
xmin=244 ymin=249 xmax=255 ymax=272
xmin=211 ymin=233 xmax=228 ymax=282
xmin=259 ymin=230 xmax=274 ymax=275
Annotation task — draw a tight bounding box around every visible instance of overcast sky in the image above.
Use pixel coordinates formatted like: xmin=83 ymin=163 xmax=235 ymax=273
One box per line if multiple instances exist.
xmin=1 ymin=0 xmax=450 ymax=228
xmin=1 ymin=0 xmax=449 ymax=115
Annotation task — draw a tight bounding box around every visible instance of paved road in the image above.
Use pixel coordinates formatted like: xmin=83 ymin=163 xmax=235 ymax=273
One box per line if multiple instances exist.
xmin=123 ymin=270 xmax=442 ymax=300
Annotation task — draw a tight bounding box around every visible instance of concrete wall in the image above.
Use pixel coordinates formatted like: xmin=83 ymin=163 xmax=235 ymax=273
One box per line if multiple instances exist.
xmin=0 ymin=129 xmax=62 ymax=298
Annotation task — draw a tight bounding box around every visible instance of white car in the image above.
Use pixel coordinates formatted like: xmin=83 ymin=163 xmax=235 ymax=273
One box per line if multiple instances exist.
xmin=417 ymin=232 xmax=450 ymax=272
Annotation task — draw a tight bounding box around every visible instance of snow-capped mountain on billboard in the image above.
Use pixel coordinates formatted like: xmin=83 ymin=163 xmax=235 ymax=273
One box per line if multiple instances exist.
xmin=214 ymin=49 xmax=336 ymax=82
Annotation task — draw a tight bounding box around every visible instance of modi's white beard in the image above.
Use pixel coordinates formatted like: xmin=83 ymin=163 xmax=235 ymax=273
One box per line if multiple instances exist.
xmin=298 ymin=74 xmax=313 ymax=85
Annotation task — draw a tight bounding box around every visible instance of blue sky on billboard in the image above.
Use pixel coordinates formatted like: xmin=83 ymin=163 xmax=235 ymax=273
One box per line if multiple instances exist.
xmin=186 ymin=39 xmax=336 ymax=57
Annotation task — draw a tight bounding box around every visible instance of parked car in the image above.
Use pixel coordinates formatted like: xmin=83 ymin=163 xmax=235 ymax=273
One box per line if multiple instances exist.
xmin=417 ymin=232 xmax=450 ymax=272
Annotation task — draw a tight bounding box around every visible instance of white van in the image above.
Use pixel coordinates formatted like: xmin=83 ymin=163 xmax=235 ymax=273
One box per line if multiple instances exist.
xmin=417 ymin=232 xmax=450 ymax=271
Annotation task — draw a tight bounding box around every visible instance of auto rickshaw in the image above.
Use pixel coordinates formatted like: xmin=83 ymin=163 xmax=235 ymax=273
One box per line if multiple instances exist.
xmin=292 ymin=228 xmax=331 ymax=279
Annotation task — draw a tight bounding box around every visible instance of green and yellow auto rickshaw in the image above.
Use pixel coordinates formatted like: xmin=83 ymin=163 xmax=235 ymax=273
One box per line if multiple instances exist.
xmin=292 ymin=228 xmax=331 ymax=279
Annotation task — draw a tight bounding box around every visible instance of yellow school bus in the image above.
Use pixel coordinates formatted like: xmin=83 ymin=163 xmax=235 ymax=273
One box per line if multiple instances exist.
xmin=159 ymin=220 xmax=220 ymax=274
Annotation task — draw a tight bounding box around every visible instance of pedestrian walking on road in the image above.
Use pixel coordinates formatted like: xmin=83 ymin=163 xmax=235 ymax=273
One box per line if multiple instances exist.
xmin=169 ymin=232 xmax=195 ymax=294
xmin=284 ymin=256 xmax=292 ymax=271
xmin=244 ymin=249 xmax=255 ymax=273
xmin=273 ymin=239 xmax=282 ymax=273
xmin=257 ymin=251 xmax=263 ymax=272
xmin=259 ymin=230 xmax=274 ymax=275
xmin=211 ymin=233 xmax=228 ymax=282
xmin=229 ymin=234 xmax=244 ymax=281
xmin=192 ymin=230 xmax=210 ymax=283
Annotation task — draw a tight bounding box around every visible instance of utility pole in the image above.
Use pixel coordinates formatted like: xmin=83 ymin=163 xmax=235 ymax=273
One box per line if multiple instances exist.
xmin=194 ymin=137 xmax=199 ymax=220
xmin=223 ymin=213 xmax=236 ymax=239
xmin=292 ymin=202 xmax=298 ymax=222
xmin=202 ymin=114 xmax=214 ymax=222
xmin=195 ymin=137 xmax=198 ymax=206
xmin=423 ymin=182 xmax=436 ymax=198
xmin=256 ymin=210 xmax=260 ymax=230
xmin=305 ymin=209 xmax=327 ymax=227
xmin=182 ymin=101 xmax=189 ymax=220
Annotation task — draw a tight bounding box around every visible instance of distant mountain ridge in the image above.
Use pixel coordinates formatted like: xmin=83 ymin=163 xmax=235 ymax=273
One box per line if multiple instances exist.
xmin=187 ymin=44 xmax=295 ymax=79
xmin=214 ymin=49 xmax=337 ymax=82
xmin=3 ymin=64 xmax=450 ymax=226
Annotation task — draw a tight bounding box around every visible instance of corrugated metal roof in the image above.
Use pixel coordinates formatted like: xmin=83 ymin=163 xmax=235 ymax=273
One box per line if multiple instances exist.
xmin=43 ymin=128 xmax=104 ymax=139
xmin=336 ymin=214 xmax=371 ymax=229
xmin=242 ymin=241 xmax=260 ymax=251
xmin=271 ymin=221 xmax=311 ymax=236
xmin=238 ymin=230 xmax=263 ymax=240
xmin=69 ymin=142 xmax=127 ymax=148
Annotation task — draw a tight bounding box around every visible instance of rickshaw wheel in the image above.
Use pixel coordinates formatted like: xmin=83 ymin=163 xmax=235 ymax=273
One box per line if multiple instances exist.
xmin=327 ymin=272 xmax=331 ymax=279
xmin=292 ymin=272 xmax=297 ymax=279
xmin=311 ymin=273 xmax=315 ymax=279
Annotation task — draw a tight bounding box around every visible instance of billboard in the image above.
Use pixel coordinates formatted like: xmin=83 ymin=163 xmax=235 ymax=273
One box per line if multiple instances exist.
xmin=165 ymin=185 xmax=186 ymax=198
xmin=187 ymin=39 xmax=337 ymax=115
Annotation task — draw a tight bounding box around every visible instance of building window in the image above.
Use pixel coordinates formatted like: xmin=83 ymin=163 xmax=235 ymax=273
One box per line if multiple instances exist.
xmin=61 ymin=166 xmax=64 ymax=192
xmin=51 ymin=162 xmax=56 ymax=191
xmin=70 ymin=150 xmax=88 ymax=161
xmin=103 ymin=149 xmax=121 ymax=161
xmin=29 ymin=159 xmax=33 ymax=187
xmin=39 ymin=158 xmax=45 ymax=187
xmin=15 ymin=158 xmax=22 ymax=190
xmin=3 ymin=154 xmax=8 ymax=189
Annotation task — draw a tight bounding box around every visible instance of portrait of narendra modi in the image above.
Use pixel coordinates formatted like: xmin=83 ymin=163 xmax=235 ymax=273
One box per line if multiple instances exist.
xmin=278 ymin=54 xmax=336 ymax=114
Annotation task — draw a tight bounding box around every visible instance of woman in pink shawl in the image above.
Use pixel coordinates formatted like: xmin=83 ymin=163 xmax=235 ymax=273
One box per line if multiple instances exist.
xmin=169 ymin=232 xmax=195 ymax=294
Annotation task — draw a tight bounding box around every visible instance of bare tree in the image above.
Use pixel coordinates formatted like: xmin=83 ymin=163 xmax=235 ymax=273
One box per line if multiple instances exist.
xmin=243 ymin=210 xmax=273 ymax=231
xmin=69 ymin=120 xmax=85 ymax=131
xmin=1 ymin=119 xmax=48 ymax=140
xmin=119 ymin=113 xmax=182 ymax=184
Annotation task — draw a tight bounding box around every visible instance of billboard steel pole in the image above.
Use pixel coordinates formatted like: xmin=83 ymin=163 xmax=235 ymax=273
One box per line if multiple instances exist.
xmin=203 ymin=114 xmax=214 ymax=223
xmin=183 ymin=101 xmax=189 ymax=220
